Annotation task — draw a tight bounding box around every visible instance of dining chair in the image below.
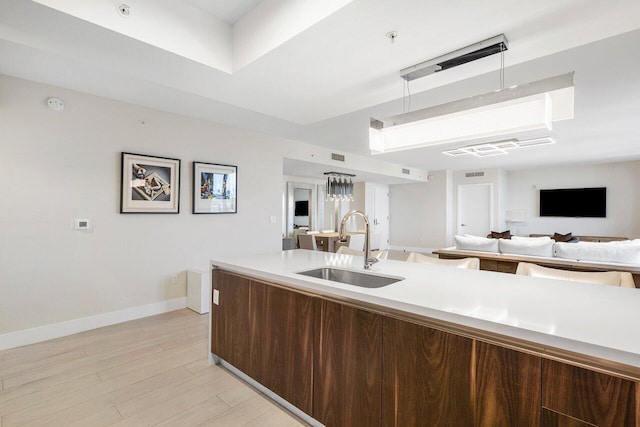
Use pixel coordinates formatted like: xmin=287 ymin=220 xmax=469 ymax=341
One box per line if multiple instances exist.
xmin=336 ymin=246 xmax=388 ymax=259
xmin=298 ymin=234 xmax=318 ymax=250
xmin=407 ymin=252 xmax=480 ymax=269
xmin=515 ymin=262 xmax=636 ymax=287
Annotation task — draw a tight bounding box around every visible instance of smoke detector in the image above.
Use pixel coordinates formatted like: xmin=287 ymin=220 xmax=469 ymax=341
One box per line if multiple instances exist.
xmin=47 ymin=97 xmax=64 ymax=111
xmin=117 ymin=4 xmax=130 ymax=17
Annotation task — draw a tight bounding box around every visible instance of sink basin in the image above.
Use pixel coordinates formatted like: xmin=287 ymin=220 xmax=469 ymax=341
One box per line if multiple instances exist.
xmin=297 ymin=267 xmax=403 ymax=288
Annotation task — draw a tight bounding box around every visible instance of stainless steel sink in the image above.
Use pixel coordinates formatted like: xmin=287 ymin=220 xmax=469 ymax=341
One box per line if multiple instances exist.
xmin=297 ymin=267 xmax=403 ymax=288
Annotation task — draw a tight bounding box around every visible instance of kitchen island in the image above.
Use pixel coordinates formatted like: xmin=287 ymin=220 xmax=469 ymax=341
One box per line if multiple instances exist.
xmin=210 ymin=250 xmax=640 ymax=426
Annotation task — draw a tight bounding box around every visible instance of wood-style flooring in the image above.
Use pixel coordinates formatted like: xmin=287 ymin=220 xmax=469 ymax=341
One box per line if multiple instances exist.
xmin=0 ymin=309 xmax=307 ymax=426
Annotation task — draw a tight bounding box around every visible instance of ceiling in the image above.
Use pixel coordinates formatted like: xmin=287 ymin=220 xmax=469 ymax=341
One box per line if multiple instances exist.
xmin=1 ymin=0 xmax=640 ymax=180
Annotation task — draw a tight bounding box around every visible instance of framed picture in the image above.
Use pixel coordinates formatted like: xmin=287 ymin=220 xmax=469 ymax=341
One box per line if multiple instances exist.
xmin=193 ymin=162 xmax=237 ymax=214
xmin=120 ymin=152 xmax=180 ymax=214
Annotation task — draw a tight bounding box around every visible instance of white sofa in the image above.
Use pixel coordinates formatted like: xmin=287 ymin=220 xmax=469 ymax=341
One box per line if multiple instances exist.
xmin=452 ymin=234 xmax=640 ymax=266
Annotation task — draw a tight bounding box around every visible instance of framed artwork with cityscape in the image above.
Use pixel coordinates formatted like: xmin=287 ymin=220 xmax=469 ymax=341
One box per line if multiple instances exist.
xmin=193 ymin=162 xmax=237 ymax=214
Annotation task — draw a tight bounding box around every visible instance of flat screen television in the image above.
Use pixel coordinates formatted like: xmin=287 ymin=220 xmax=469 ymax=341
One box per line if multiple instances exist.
xmin=539 ymin=187 xmax=606 ymax=218
xmin=294 ymin=200 xmax=309 ymax=216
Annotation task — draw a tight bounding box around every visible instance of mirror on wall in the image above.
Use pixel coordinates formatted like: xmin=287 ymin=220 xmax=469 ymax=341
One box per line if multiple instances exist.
xmin=286 ymin=182 xmax=317 ymax=238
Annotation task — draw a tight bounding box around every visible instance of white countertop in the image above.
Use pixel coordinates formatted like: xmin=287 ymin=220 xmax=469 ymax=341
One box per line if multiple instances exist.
xmin=211 ymin=250 xmax=640 ymax=371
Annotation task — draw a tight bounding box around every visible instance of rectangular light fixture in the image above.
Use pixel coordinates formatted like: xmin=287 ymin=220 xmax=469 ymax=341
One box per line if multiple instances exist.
xmin=443 ymin=137 xmax=556 ymax=157
xmin=370 ymin=72 xmax=574 ymax=155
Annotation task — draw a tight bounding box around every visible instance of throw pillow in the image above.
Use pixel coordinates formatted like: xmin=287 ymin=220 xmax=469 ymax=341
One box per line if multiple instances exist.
xmin=488 ymin=230 xmax=511 ymax=239
xmin=553 ymin=232 xmax=573 ymax=242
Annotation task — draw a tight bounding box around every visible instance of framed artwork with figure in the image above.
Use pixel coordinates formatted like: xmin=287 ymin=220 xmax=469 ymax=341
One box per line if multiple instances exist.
xmin=120 ymin=152 xmax=181 ymax=213
xmin=193 ymin=162 xmax=237 ymax=214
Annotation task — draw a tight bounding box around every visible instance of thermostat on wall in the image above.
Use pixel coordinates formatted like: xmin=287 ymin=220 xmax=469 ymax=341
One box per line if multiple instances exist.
xmin=74 ymin=219 xmax=92 ymax=231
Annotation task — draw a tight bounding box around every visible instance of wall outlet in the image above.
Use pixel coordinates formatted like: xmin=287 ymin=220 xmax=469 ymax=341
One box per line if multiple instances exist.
xmin=170 ymin=273 xmax=178 ymax=284
xmin=269 ymin=215 xmax=276 ymax=224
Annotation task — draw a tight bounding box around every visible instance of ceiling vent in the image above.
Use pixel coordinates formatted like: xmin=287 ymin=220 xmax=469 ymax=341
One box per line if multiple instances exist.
xmin=400 ymin=34 xmax=508 ymax=81
xmin=465 ymin=172 xmax=485 ymax=178
xmin=331 ymin=153 xmax=345 ymax=162
xmin=402 ymin=168 xmax=410 ymax=175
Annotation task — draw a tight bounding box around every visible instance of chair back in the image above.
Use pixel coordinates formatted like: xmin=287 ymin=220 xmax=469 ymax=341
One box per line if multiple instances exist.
xmin=515 ymin=262 xmax=636 ymax=288
xmin=336 ymin=246 xmax=388 ymax=260
xmin=298 ymin=234 xmax=317 ymax=250
xmin=348 ymin=234 xmax=365 ymax=250
xmin=407 ymin=252 xmax=480 ymax=270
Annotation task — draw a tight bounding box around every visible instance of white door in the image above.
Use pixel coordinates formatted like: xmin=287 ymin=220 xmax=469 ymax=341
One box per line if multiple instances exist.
xmin=457 ymin=184 xmax=492 ymax=237
xmin=372 ymin=185 xmax=389 ymax=250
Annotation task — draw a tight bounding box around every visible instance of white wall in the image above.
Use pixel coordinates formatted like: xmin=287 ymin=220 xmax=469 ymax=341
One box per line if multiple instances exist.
xmin=507 ymin=162 xmax=640 ymax=238
xmin=389 ymin=170 xmax=448 ymax=251
xmin=0 ymin=75 xmax=419 ymax=346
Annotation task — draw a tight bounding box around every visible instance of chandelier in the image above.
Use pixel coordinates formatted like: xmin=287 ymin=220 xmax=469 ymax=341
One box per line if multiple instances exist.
xmin=324 ymin=172 xmax=355 ymax=202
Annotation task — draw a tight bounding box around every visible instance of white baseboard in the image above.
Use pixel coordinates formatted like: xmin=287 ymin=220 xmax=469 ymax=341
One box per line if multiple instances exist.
xmin=389 ymin=245 xmax=438 ymax=254
xmin=0 ymin=297 xmax=187 ymax=352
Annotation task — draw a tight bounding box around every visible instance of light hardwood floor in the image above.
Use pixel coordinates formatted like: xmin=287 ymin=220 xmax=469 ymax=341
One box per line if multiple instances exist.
xmin=0 ymin=309 xmax=307 ymax=426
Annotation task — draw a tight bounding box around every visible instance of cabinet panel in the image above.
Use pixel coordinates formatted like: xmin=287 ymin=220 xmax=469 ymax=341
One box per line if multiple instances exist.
xmin=382 ymin=317 xmax=474 ymax=426
xmin=475 ymin=342 xmax=541 ymax=427
xmin=262 ymin=285 xmax=314 ymax=414
xmin=542 ymin=359 xmax=637 ymax=427
xmin=542 ymin=408 xmax=597 ymax=427
xmin=496 ymin=261 xmax=518 ymax=274
xmin=313 ymin=300 xmax=382 ymax=426
xmin=211 ymin=270 xmax=264 ymax=381
xmin=480 ymin=259 xmax=498 ymax=271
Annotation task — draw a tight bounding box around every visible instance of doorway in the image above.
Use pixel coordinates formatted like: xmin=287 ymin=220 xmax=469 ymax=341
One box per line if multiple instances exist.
xmin=457 ymin=183 xmax=493 ymax=237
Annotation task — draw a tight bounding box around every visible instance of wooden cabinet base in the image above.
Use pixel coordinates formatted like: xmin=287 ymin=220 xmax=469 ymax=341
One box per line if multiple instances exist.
xmin=211 ymin=269 xmax=640 ymax=427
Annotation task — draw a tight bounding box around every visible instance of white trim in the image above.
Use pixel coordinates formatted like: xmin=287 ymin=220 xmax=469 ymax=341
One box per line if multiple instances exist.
xmin=0 ymin=297 xmax=187 ymax=351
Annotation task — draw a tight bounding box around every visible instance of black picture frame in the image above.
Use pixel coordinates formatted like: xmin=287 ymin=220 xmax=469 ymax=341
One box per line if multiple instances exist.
xmin=193 ymin=161 xmax=237 ymax=214
xmin=120 ymin=152 xmax=181 ymax=214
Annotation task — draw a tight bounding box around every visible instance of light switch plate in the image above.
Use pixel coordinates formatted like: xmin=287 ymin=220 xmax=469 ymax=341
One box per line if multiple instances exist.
xmin=213 ymin=289 xmax=219 ymax=305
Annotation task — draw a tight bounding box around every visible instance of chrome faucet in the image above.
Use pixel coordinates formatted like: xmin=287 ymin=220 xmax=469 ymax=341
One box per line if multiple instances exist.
xmin=339 ymin=210 xmax=379 ymax=270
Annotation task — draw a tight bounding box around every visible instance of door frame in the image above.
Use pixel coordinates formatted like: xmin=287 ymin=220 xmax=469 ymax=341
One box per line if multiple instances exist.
xmin=456 ymin=183 xmax=494 ymax=236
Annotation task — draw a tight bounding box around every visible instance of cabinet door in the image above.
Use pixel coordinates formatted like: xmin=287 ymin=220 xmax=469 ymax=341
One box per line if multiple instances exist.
xmin=542 ymin=408 xmax=599 ymax=427
xmin=314 ymin=300 xmax=382 ymax=426
xmin=210 ymin=270 xmax=265 ymax=381
xmin=542 ymin=359 xmax=637 ymax=427
xmin=261 ymin=285 xmax=314 ymax=415
xmin=382 ymin=317 xmax=474 ymax=426
xmin=475 ymin=342 xmax=541 ymax=426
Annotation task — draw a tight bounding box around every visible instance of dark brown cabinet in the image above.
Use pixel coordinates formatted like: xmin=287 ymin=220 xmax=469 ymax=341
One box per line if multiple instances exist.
xmin=212 ymin=269 xmax=640 ymax=427
xmin=211 ymin=270 xmax=314 ymax=415
xmin=210 ymin=270 xmax=264 ymax=381
xmin=313 ymin=300 xmax=382 ymax=426
xmin=542 ymin=359 xmax=638 ymax=427
xmin=261 ymin=285 xmax=314 ymax=414
xmin=475 ymin=342 xmax=541 ymax=427
xmin=382 ymin=317 xmax=474 ymax=426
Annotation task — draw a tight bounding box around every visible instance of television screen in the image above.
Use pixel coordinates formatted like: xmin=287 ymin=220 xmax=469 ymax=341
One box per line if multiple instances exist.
xmin=539 ymin=187 xmax=606 ymax=217
xmin=295 ymin=200 xmax=309 ymax=216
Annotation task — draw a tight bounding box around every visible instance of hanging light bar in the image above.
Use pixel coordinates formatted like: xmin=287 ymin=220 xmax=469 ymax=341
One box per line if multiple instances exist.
xmin=370 ymin=72 xmax=574 ymax=155
xmin=324 ymin=172 xmax=355 ymax=202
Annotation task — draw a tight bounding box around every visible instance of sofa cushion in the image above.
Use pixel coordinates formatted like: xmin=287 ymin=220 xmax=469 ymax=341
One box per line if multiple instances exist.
xmin=499 ymin=238 xmax=555 ymax=257
xmin=454 ymin=235 xmax=499 ymax=253
xmin=554 ymin=241 xmax=640 ymax=264
xmin=488 ymin=230 xmax=511 ymax=239
xmin=512 ymin=235 xmax=552 ymax=242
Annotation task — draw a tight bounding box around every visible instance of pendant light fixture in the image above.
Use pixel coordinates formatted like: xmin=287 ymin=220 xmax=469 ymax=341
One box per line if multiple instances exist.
xmin=324 ymin=172 xmax=355 ymax=202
